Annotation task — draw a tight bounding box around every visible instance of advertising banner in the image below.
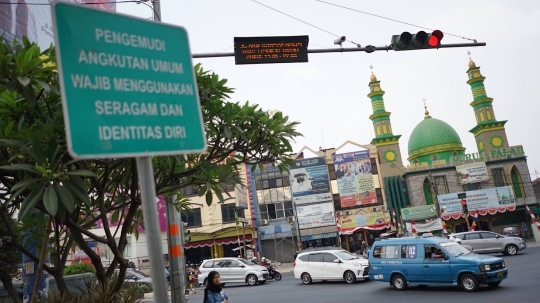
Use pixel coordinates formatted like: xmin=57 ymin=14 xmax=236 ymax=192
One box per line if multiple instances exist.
xmin=456 ymin=162 xmax=489 ymax=185
xmin=332 ymin=150 xmax=377 ymax=207
xmin=405 ymin=218 xmax=443 ymax=233
xmin=235 ymin=184 xmax=249 ymax=209
xmin=0 ymin=1 xmax=115 ymax=49
xmin=289 ymin=157 xmax=334 ymax=229
xmin=400 ymin=205 xmax=438 ymax=221
xmin=438 ymin=186 xmax=516 ymax=216
xmin=339 ymin=211 xmax=387 ymax=229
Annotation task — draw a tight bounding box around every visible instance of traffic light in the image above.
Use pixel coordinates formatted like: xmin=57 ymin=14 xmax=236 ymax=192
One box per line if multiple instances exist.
xmin=180 ymin=221 xmax=191 ymax=245
xmin=461 ymin=199 xmax=468 ymax=214
xmin=391 ymin=30 xmax=444 ymax=51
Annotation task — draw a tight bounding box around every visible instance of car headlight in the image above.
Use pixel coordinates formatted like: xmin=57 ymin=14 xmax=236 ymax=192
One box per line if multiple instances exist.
xmin=351 ymin=262 xmax=363 ymax=267
xmin=501 ymin=261 xmax=505 ymax=268
xmin=479 ymin=264 xmax=491 ymax=272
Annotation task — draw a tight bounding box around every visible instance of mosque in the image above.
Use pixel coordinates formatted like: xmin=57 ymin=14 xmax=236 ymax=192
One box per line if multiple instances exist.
xmin=370 ymin=59 xmax=537 ymax=234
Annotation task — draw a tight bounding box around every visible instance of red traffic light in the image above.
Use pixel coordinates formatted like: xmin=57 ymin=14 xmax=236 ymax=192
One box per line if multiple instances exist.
xmin=461 ymin=199 xmax=467 ymax=205
xmin=427 ymin=30 xmax=444 ymax=47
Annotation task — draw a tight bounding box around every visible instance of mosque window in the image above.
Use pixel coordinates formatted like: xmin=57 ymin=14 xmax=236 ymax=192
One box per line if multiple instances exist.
xmin=431 ymin=154 xmax=439 ymax=162
xmin=510 ymin=166 xmax=524 ymax=198
xmin=423 ymin=178 xmax=434 ymax=205
xmin=382 ymin=124 xmax=388 ymax=134
xmin=376 ymin=125 xmax=381 ymax=136
xmin=486 ymin=110 xmax=492 ymax=120
xmin=463 ymin=183 xmax=480 ymax=191
xmin=491 ymin=168 xmax=506 ymax=187
xmin=480 ymin=112 xmax=485 ymax=122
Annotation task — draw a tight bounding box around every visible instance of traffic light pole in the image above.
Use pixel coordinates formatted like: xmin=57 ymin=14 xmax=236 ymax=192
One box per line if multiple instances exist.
xmin=192 ymin=42 xmax=486 ymax=58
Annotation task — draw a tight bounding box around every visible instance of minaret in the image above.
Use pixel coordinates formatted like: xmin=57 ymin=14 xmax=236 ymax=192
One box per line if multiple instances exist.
xmin=466 ymin=59 xmax=509 ymax=156
xmin=368 ymin=70 xmax=403 ymax=175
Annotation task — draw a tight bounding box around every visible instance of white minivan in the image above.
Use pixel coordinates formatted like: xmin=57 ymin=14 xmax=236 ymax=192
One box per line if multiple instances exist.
xmin=198 ymin=257 xmax=269 ymax=286
xmin=294 ymin=249 xmax=369 ymax=284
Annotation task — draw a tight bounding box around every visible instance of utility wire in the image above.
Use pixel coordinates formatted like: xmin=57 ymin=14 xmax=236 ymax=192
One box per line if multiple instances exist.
xmin=315 ymin=0 xmax=476 ymax=42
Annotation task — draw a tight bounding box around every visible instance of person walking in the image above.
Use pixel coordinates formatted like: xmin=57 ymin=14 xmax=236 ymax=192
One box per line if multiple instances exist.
xmin=204 ymin=271 xmax=228 ymax=303
xmin=522 ymin=222 xmax=530 ymax=239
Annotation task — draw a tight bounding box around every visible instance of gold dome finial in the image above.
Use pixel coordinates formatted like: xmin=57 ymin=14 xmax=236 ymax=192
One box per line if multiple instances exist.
xmin=369 ymin=65 xmax=377 ymax=82
xmin=423 ymin=98 xmax=430 ymax=117
xmin=467 ymin=51 xmax=476 ymax=68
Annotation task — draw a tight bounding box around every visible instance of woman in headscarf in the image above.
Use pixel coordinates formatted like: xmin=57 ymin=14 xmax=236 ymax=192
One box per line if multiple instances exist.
xmin=204 ymin=271 xmax=228 ymax=303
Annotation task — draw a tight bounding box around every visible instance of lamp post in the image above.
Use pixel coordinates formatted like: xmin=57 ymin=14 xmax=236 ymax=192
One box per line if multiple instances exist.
xmin=293 ymin=201 xmax=303 ymax=251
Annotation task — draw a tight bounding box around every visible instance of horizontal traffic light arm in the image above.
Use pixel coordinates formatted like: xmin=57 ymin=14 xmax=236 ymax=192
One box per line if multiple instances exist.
xmin=192 ymin=42 xmax=487 ymax=58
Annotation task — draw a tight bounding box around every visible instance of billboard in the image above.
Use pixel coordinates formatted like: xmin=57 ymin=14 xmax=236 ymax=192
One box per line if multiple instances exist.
xmin=0 ymin=1 xmax=115 ymax=49
xmin=339 ymin=211 xmax=386 ymax=229
xmin=289 ymin=157 xmax=334 ymax=229
xmin=456 ymin=162 xmax=489 ymax=185
xmin=438 ymin=186 xmax=516 ymax=215
xmin=332 ymin=150 xmax=377 ymax=207
xmin=235 ymin=184 xmax=249 ymax=209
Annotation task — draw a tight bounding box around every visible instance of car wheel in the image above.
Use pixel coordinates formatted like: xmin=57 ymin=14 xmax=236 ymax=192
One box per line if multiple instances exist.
xmin=392 ymin=274 xmax=407 ymax=291
xmin=246 ymin=274 xmax=258 ymax=286
xmin=301 ymin=273 xmax=312 ymax=285
xmin=488 ymin=281 xmax=501 ymax=288
xmin=460 ymin=274 xmax=479 ymax=292
xmin=505 ymin=244 xmax=518 ymax=256
xmin=344 ymin=271 xmax=356 ymax=284
xmin=203 ymin=278 xmax=208 ymax=287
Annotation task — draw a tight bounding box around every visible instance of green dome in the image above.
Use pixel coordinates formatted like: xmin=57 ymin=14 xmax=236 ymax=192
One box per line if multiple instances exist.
xmin=408 ymin=116 xmax=463 ymax=154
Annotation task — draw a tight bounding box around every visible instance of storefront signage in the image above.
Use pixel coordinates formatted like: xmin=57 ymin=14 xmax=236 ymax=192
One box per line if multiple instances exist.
xmin=339 ymin=211 xmax=386 ymax=228
xmin=405 ymin=218 xmax=443 ymax=233
xmin=456 ymin=162 xmax=489 ymax=185
xmin=400 ymin=205 xmax=437 ymax=221
xmin=449 ymin=146 xmax=524 ymax=163
xmin=438 ymin=186 xmax=516 ymax=215
xmin=301 ymin=232 xmax=338 ymax=241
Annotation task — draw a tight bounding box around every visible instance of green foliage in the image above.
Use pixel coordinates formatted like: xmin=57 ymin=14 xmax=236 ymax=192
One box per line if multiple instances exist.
xmin=135 ymin=283 xmax=152 ymax=294
xmin=63 ymin=263 xmax=96 ymax=276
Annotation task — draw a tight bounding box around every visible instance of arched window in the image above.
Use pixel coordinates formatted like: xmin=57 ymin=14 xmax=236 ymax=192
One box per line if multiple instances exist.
xmin=376 ymin=125 xmax=381 ymax=135
xmin=486 ymin=110 xmax=492 ymax=120
xmin=510 ymin=166 xmax=525 ymax=198
xmin=423 ymin=178 xmax=434 ymax=205
xmin=480 ymin=112 xmax=485 ymax=122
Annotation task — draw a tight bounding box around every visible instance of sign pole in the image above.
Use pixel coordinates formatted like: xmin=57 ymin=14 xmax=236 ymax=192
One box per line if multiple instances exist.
xmin=136 ymin=157 xmax=169 ymax=303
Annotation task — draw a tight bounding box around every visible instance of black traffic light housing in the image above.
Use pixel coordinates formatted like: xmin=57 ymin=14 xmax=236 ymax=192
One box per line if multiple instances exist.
xmin=180 ymin=221 xmax=191 ymax=245
xmin=391 ymin=30 xmax=444 ymax=51
xmin=461 ymin=199 xmax=468 ymax=215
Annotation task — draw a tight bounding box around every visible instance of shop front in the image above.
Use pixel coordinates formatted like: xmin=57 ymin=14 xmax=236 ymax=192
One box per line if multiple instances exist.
xmin=301 ymin=231 xmax=339 ymax=249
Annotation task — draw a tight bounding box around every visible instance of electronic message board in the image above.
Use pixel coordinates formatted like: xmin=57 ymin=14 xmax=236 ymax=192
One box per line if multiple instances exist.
xmin=234 ymin=36 xmax=309 ymax=65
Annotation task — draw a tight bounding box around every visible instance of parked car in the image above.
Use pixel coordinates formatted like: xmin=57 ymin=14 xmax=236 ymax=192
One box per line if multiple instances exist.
xmin=117 ymin=269 xmax=152 ymax=289
xmin=368 ymin=236 xmax=508 ymax=292
xmin=294 ymin=249 xmax=369 ymax=285
xmin=451 ymin=231 xmax=526 ymax=255
xmin=198 ymin=258 xmax=268 ymax=286
xmin=500 ymin=225 xmax=522 ymax=238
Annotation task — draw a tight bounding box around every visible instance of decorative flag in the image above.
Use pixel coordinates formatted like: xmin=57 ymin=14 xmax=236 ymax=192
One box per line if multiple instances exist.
xmin=411 ymin=221 xmax=417 ymax=235
xmin=524 ymin=202 xmax=540 ymax=231
xmin=392 ymin=208 xmax=398 ymax=230
xmin=441 ymin=217 xmax=448 ymax=237
xmin=398 ymin=220 xmax=402 ymax=232
xmin=471 ymin=210 xmax=479 ymax=231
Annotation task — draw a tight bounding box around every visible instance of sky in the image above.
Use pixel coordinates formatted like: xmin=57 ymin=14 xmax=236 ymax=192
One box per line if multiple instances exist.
xmin=117 ymin=0 xmax=540 ymax=180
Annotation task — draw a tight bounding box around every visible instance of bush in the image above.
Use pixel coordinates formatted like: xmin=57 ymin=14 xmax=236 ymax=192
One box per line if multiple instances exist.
xmin=135 ymin=284 xmax=152 ymax=294
xmin=63 ymin=263 xmax=96 ymax=276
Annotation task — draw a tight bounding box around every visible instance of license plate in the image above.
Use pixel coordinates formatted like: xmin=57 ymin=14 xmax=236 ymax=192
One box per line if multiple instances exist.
xmin=496 ymin=271 xmax=504 ymax=278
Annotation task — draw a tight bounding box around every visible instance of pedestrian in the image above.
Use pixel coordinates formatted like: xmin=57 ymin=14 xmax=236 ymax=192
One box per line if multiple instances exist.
xmin=522 ymin=222 xmax=529 ymax=239
xmin=204 ymin=271 xmax=228 ymax=303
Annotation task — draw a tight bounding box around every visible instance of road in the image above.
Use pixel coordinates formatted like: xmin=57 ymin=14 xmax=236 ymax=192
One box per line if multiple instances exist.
xmin=177 ymin=245 xmax=539 ymax=303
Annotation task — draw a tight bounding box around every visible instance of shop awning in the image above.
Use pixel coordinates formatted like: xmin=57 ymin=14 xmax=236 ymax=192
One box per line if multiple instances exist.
xmin=441 ymin=205 xmax=516 ymax=220
xmin=215 ymin=235 xmax=253 ymax=246
xmin=184 ymin=240 xmax=214 ymax=249
xmin=339 ymin=222 xmax=391 ymax=235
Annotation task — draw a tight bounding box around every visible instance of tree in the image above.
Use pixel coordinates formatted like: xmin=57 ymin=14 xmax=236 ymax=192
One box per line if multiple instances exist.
xmin=0 ymin=205 xmax=22 ymax=303
xmin=0 ymin=38 xmax=301 ymax=296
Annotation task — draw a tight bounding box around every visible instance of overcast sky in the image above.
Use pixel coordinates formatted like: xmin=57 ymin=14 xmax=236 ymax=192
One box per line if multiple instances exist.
xmin=118 ymin=1 xmax=540 ymax=180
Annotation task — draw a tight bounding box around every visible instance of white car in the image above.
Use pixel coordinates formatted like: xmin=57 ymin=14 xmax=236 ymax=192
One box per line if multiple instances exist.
xmin=294 ymin=249 xmax=369 ymax=284
xmin=198 ymin=258 xmax=269 ymax=286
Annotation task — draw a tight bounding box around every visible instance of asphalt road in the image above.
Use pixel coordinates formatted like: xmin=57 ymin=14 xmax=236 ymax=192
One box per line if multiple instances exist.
xmin=182 ymin=245 xmax=540 ymax=303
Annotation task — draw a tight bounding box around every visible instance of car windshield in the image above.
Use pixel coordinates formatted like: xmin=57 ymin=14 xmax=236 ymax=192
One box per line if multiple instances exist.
xmin=333 ymin=251 xmax=360 ymax=261
xmin=238 ymin=259 xmax=252 ymax=266
xmin=440 ymin=242 xmax=471 ymax=257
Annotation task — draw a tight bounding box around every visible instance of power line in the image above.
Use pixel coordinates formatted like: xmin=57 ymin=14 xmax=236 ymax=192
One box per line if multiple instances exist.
xmin=315 ymin=0 xmax=477 ymax=42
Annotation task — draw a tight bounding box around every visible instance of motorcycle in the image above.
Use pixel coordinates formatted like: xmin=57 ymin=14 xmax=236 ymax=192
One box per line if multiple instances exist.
xmin=266 ymin=265 xmax=282 ymax=281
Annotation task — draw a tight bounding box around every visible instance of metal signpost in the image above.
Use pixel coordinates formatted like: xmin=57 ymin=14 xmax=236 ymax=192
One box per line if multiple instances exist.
xmin=52 ymin=2 xmax=206 ymax=302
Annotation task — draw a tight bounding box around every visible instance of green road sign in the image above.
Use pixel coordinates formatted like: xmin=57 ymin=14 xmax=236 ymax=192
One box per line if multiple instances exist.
xmin=52 ymin=2 xmax=207 ymax=159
